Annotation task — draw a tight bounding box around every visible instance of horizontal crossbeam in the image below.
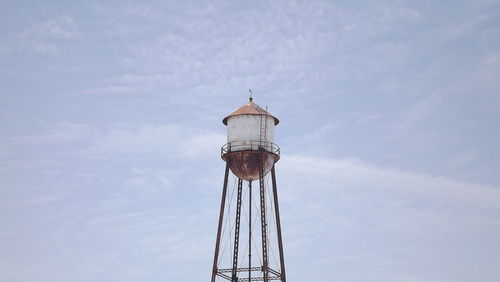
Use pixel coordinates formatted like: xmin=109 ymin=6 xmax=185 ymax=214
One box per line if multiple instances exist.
xmin=216 ymin=273 xmax=282 ymax=281
xmin=216 ymin=266 xmax=282 ymax=281
xmin=218 ymin=267 xmax=263 ymax=273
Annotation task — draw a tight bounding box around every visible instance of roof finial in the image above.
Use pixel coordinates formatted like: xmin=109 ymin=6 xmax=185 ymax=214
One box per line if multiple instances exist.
xmin=248 ymin=88 xmax=253 ymax=102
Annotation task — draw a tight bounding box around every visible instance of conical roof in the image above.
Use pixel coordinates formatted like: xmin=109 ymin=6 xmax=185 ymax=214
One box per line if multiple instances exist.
xmin=222 ymin=98 xmax=279 ymax=125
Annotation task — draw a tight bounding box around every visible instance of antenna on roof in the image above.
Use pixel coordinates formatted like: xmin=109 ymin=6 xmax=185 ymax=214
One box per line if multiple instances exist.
xmin=249 ymin=88 xmax=253 ymax=102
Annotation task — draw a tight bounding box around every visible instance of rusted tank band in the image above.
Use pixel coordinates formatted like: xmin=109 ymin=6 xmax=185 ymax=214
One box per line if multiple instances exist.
xmin=222 ymin=151 xmax=279 ymax=181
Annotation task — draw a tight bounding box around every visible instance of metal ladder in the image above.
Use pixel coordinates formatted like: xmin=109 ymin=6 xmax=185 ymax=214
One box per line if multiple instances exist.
xmin=259 ymin=106 xmax=268 ymax=150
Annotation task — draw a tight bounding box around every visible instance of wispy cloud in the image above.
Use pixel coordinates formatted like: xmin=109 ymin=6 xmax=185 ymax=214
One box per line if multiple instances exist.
xmin=21 ymin=16 xmax=78 ymax=40
xmin=278 ymin=154 xmax=500 ymax=282
xmin=86 ymin=124 xmax=225 ymax=160
xmin=15 ymin=15 xmax=79 ymax=54
xmin=6 ymin=122 xmax=96 ymax=146
xmin=80 ymin=86 xmax=138 ymax=95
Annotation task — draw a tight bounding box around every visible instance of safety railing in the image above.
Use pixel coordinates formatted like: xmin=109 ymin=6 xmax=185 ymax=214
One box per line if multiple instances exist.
xmin=221 ymin=140 xmax=280 ymax=157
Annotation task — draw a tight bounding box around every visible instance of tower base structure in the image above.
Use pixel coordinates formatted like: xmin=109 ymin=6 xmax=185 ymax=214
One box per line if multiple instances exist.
xmin=211 ymin=149 xmax=286 ymax=282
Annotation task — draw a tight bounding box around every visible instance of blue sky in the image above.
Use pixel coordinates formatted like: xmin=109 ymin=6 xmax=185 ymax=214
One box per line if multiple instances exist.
xmin=1 ymin=1 xmax=500 ymax=281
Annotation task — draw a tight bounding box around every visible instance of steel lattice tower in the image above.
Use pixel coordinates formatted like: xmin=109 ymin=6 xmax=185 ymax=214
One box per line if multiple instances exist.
xmin=211 ymin=97 xmax=286 ymax=282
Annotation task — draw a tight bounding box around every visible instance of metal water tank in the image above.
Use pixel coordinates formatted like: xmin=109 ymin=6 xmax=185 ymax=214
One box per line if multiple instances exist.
xmin=221 ymin=98 xmax=280 ymax=181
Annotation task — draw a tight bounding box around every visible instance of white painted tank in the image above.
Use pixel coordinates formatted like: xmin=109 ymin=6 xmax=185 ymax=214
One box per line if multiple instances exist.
xmin=221 ymin=98 xmax=280 ymax=181
xmin=226 ymin=115 xmax=274 ymax=151
xmin=222 ymin=98 xmax=279 ymax=153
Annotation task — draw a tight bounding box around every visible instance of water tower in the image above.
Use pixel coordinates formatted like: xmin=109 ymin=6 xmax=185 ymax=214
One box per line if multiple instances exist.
xmin=210 ymin=97 xmax=286 ymax=282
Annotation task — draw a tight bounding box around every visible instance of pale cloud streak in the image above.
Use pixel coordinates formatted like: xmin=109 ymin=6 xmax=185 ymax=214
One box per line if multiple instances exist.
xmin=278 ymin=155 xmax=500 ymax=282
xmin=87 ymin=124 xmax=225 ymax=160
xmin=16 ymin=15 xmax=79 ymax=54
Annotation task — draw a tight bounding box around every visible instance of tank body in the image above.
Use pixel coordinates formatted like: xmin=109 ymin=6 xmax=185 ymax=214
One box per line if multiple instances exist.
xmin=227 ymin=114 xmax=275 ymax=152
xmin=221 ymin=100 xmax=279 ymax=181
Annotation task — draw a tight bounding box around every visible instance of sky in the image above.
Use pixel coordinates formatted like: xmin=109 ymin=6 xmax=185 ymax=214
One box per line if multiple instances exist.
xmin=1 ymin=1 xmax=500 ymax=282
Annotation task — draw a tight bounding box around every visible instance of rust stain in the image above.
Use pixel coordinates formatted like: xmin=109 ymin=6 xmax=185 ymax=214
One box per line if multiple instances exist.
xmin=222 ymin=151 xmax=279 ymax=181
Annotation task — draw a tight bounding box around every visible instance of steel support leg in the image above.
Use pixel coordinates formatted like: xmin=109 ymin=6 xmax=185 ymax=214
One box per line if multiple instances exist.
xmin=231 ymin=179 xmax=243 ymax=281
xmin=248 ymin=181 xmax=252 ymax=282
xmin=271 ymin=166 xmax=286 ymax=282
xmin=259 ymin=163 xmax=269 ymax=282
xmin=211 ymin=163 xmax=230 ymax=282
